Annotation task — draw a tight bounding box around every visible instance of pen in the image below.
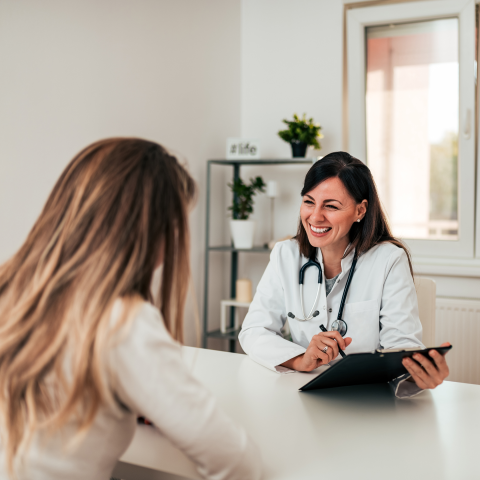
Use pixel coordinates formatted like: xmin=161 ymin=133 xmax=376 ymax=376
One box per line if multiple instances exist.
xmin=319 ymin=324 xmax=346 ymax=358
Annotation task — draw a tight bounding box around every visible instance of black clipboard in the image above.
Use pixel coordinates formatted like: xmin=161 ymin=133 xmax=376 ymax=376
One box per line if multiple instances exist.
xmin=299 ymin=345 xmax=452 ymax=391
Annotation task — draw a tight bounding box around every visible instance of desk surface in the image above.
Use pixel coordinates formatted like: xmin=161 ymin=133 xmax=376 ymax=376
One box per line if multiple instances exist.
xmin=117 ymin=347 xmax=480 ymax=480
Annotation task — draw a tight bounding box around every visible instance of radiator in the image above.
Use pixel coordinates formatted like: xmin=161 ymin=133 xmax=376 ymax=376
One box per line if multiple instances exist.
xmin=436 ymin=298 xmax=480 ymax=385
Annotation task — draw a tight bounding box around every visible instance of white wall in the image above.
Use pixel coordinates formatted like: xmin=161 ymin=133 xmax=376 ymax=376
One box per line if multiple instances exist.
xmin=0 ymin=0 xmax=241 ymax=346
xmin=241 ymin=0 xmax=344 ymax=156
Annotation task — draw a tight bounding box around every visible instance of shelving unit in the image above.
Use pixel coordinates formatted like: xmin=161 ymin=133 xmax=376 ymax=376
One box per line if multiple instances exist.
xmin=203 ymin=158 xmax=314 ymax=352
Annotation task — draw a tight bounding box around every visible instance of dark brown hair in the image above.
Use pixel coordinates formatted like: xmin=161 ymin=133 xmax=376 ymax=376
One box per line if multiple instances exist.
xmin=296 ymin=151 xmax=413 ymax=275
xmin=0 ymin=137 xmax=196 ymax=472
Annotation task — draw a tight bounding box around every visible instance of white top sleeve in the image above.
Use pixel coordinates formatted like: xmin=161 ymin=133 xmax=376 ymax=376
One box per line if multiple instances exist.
xmin=108 ymin=301 xmax=263 ymax=480
xmin=238 ymin=245 xmax=306 ymax=373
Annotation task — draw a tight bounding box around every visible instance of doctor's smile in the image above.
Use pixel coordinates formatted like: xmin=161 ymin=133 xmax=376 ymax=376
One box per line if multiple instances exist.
xmin=309 ymin=225 xmax=331 ymax=235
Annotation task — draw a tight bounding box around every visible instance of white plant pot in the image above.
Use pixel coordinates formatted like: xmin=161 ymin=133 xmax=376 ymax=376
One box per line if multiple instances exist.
xmin=230 ymin=220 xmax=255 ymax=249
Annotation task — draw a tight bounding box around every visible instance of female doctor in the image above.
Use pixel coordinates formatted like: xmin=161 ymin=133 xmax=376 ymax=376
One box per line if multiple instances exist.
xmin=239 ymin=151 xmax=450 ymax=397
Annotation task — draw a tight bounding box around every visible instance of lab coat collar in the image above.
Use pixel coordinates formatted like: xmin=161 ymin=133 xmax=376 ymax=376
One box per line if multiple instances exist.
xmin=340 ymin=247 xmax=356 ymax=274
xmin=315 ymin=245 xmax=356 ymax=275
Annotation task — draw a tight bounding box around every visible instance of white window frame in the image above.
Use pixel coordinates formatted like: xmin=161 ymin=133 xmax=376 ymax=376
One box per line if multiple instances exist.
xmin=476 ymin=10 xmax=480 ymax=260
xmin=347 ymin=0 xmax=476 ymax=260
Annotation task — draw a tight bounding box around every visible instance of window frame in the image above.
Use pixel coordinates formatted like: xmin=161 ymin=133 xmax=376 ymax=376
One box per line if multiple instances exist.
xmin=346 ymin=0 xmax=476 ymax=260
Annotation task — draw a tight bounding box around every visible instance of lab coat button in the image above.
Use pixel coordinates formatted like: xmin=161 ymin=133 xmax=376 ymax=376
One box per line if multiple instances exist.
xmin=323 ymin=305 xmax=326 ymax=310
xmin=328 ymin=308 xmax=332 ymax=313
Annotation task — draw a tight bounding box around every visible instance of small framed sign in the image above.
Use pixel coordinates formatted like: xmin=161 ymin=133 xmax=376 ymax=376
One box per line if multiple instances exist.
xmin=226 ymin=138 xmax=260 ymax=160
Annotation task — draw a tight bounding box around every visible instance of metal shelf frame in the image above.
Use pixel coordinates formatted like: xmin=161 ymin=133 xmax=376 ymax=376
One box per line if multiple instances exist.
xmin=202 ymin=158 xmax=314 ymax=352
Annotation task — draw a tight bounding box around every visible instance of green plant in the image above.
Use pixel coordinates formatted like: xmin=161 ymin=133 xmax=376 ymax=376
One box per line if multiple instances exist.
xmin=228 ymin=176 xmax=266 ymax=220
xmin=278 ymin=113 xmax=323 ymax=148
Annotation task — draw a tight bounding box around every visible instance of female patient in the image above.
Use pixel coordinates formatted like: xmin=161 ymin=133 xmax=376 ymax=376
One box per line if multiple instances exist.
xmin=0 ymin=138 xmax=262 ymax=480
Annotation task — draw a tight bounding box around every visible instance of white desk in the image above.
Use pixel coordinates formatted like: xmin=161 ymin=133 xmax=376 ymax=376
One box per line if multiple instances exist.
xmin=114 ymin=347 xmax=480 ymax=480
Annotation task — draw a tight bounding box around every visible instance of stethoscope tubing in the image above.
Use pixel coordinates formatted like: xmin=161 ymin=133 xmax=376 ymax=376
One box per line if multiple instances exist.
xmin=336 ymin=256 xmax=357 ymax=322
xmin=300 ymin=283 xmax=321 ymax=321
xmin=297 ymin=258 xmax=322 ymax=321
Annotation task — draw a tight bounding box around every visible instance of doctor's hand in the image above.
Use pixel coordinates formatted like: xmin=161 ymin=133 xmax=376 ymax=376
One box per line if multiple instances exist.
xmin=402 ymin=342 xmax=451 ymax=390
xmin=281 ymin=332 xmax=353 ymax=372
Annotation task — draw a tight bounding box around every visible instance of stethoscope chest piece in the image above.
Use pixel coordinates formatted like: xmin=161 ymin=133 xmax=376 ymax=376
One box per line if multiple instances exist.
xmin=331 ymin=318 xmax=348 ymax=336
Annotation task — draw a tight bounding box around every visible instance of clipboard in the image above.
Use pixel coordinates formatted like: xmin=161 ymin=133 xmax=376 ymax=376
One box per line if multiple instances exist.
xmin=299 ymin=345 xmax=452 ymax=391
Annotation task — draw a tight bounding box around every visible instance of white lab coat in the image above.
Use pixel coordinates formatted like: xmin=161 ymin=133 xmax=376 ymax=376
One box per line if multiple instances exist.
xmin=239 ymin=239 xmax=424 ymax=397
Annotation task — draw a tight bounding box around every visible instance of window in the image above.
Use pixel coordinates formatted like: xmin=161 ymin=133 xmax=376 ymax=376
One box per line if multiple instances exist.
xmin=366 ymin=19 xmax=459 ymax=241
xmin=347 ymin=0 xmax=475 ymax=259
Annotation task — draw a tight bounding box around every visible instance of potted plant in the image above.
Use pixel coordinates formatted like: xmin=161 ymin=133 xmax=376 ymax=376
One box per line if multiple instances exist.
xmin=228 ymin=176 xmax=266 ymax=249
xmin=278 ymin=113 xmax=323 ymax=157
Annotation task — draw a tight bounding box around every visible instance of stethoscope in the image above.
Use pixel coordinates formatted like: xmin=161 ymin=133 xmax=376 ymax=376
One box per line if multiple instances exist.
xmin=287 ymin=253 xmax=358 ymax=337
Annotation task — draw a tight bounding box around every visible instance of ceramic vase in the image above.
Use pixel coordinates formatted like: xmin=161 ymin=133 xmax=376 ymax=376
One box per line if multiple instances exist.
xmin=230 ymin=219 xmax=255 ymax=249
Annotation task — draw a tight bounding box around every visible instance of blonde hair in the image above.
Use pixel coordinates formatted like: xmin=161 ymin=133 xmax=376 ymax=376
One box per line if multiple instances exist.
xmin=0 ymin=138 xmax=196 ymax=473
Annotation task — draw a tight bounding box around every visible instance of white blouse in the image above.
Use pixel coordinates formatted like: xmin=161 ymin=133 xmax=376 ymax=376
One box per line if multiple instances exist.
xmin=2 ymin=301 xmax=262 ymax=480
xmin=239 ymin=240 xmax=424 ymax=398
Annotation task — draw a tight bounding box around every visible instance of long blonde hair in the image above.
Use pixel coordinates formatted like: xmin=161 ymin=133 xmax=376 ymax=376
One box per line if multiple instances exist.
xmin=0 ymin=138 xmax=196 ymax=472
